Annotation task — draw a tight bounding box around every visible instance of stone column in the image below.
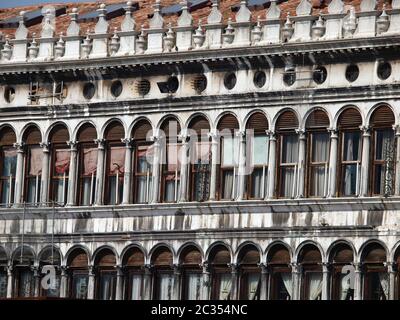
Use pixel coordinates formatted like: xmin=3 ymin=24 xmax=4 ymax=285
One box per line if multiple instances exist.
xmin=201 ymin=262 xmax=211 ymax=300
xmin=6 ymin=264 xmax=13 ymax=298
xmin=115 ymin=265 xmax=124 ymax=300
xmin=13 ymin=142 xmax=25 ymax=205
xmin=173 ymin=264 xmax=182 ymax=300
xmin=322 ymin=262 xmax=330 ymax=300
xmin=87 ymin=265 xmax=95 ymax=300
xmin=236 ymin=131 xmax=246 ymax=200
xmin=353 ymin=263 xmax=362 ymax=300
xmin=143 ymin=264 xmax=153 ymax=300
xmin=122 ymin=138 xmax=134 ymax=205
xmin=266 ymin=131 xmax=277 ymax=199
xmin=60 ymin=265 xmax=68 ymax=298
xmin=360 ymin=126 xmax=371 ymax=197
xmin=94 ymin=139 xmax=106 ymax=206
xmin=39 ymin=142 xmax=51 ymax=206
xmin=393 ymin=125 xmax=400 ymax=195
xmin=296 ymin=129 xmax=306 ymax=198
xmin=178 ymin=134 xmax=190 ymax=202
xmin=229 ymin=263 xmax=239 ymax=300
xmin=327 ymin=128 xmax=338 ymax=198
xmin=208 ymin=131 xmax=219 ymax=201
xmin=387 ymin=262 xmax=396 ymax=300
xmin=151 ymin=135 xmax=162 ymax=203
xmin=292 ymin=263 xmax=301 ymax=300
xmin=66 ymin=141 xmax=78 ymax=206
xmin=259 ymin=263 xmax=268 ymax=300
xmin=33 ymin=266 xmax=40 ymax=297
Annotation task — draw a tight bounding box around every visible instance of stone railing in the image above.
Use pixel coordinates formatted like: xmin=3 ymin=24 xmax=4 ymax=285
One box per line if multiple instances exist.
xmin=0 ymin=0 xmax=399 ymax=63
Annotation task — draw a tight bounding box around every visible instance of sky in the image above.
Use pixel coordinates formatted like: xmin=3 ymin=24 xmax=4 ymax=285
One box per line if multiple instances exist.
xmin=0 ymin=0 xmax=95 ymax=9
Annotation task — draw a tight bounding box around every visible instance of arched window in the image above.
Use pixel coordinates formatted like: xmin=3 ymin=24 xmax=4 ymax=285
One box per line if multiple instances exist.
xmin=338 ymin=108 xmax=362 ymax=196
xmin=67 ymin=248 xmax=89 ymax=299
xmin=104 ymin=122 xmax=125 ymax=205
xmin=209 ymin=245 xmax=232 ymax=300
xmin=151 ymin=247 xmax=174 ymax=300
xmin=305 ymin=110 xmax=330 ymax=197
xmin=245 ymin=113 xmax=269 ymax=199
xmin=122 ymin=247 xmax=145 ymax=300
xmin=22 ymin=126 xmax=42 ymax=205
xmin=77 ymin=124 xmax=98 ymax=206
xmin=394 ymin=246 xmax=400 ymax=300
xmin=39 ymin=247 xmax=61 ymax=297
xmin=370 ymin=106 xmax=395 ymax=196
xmin=180 ymin=246 xmax=202 ymax=300
xmin=160 ymin=118 xmax=181 ymax=203
xmin=12 ymin=246 xmax=35 ymax=298
xmin=0 ymin=247 xmax=8 ymax=298
xmin=276 ymin=111 xmax=299 ymax=198
xmin=132 ymin=120 xmax=153 ymax=204
xmin=0 ymin=126 xmax=16 ymax=206
xmin=238 ymin=245 xmax=260 ymax=300
xmin=267 ymin=244 xmax=291 ymax=300
xmin=188 ymin=116 xmax=211 ymax=202
xmin=362 ymin=243 xmax=388 ymax=300
xmin=49 ymin=124 xmax=70 ymax=206
xmin=329 ymin=243 xmax=354 ymax=300
xmin=298 ymin=244 xmax=322 ymax=300
xmin=95 ymin=249 xmax=117 ymax=300
xmin=217 ymin=115 xmax=239 ymax=200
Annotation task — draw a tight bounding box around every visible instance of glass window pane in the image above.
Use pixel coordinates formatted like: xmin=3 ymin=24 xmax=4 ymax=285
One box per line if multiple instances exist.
xmin=281 ymin=167 xmax=295 ymax=198
xmin=222 ymin=170 xmax=234 ymax=199
xmin=2 ymin=148 xmax=17 ymax=176
xmin=375 ymin=130 xmax=394 ymax=160
xmin=250 ymin=168 xmax=265 ymax=199
xmin=158 ymin=273 xmax=174 ymax=300
xmin=281 ymin=135 xmax=298 ymax=164
xmin=72 ymin=273 xmax=88 ymax=299
xmin=310 ymin=166 xmax=327 ymax=197
xmin=99 ymin=272 xmax=116 ymax=300
xmin=312 ymin=132 xmax=329 ymax=162
xmin=246 ymin=273 xmax=260 ymax=300
xmin=185 ymin=273 xmax=202 ymax=300
xmin=252 ymin=136 xmax=268 ymax=166
xmin=0 ymin=272 xmax=7 ymax=298
xmin=343 ymin=164 xmax=357 ymax=196
xmin=306 ymin=272 xmax=322 ymax=300
xmin=343 ymin=132 xmax=360 ymax=161
xmin=18 ymin=270 xmax=33 ymax=297
xmin=217 ymin=274 xmax=232 ymax=300
xmin=130 ymin=274 xmax=143 ymax=300
xmin=222 ymin=137 xmax=237 ymax=167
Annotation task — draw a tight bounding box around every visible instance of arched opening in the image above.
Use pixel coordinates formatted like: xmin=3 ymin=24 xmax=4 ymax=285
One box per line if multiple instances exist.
xmin=94 ymin=248 xmax=117 ymax=300
xmin=67 ymin=248 xmax=89 ymax=299
xmin=276 ymin=110 xmax=299 ymax=198
xmin=209 ymin=245 xmax=232 ymax=300
xmin=151 ymin=246 xmax=174 ymax=300
xmin=122 ymin=247 xmax=145 ymax=300
xmin=338 ymin=108 xmax=362 ymax=196
xmin=369 ymin=105 xmax=395 ymax=196
xmin=267 ymin=244 xmax=291 ymax=300
xmin=329 ymin=243 xmax=354 ymax=300
xmin=0 ymin=126 xmax=17 ymax=206
xmin=245 ymin=113 xmax=269 ymax=200
xmin=39 ymin=247 xmax=61 ymax=297
xmin=76 ymin=123 xmax=98 ymax=206
xmin=394 ymin=246 xmax=400 ymax=300
xmin=305 ymin=110 xmax=330 ymax=198
xmin=362 ymin=243 xmax=387 ymax=300
xmin=180 ymin=246 xmax=202 ymax=300
xmin=104 ymin=122 xmax=125 ymax=205
xmin=12 ymin=246 xmax=35 ymax=298
xmin=160 ymin=117 xmax=181 ymax=203
xmin=298 ymin=244 xmax=322 ymax=300
xmin=237 ymin=245 xmax=260 ymax=300
xmin=49 ymin=124 xmax=70 ymax=206
xmin=188 ymin=116 xmax=211 ymax=202
xmin=0 ymin=247 xmax=8 ymax=298
xmin=132 ymin=120 xmax=153 ymax=204
xmin=22 ymin=126 xmax=42 ymax=205
xmin=217 ymin=114 xmax=239 ymax=200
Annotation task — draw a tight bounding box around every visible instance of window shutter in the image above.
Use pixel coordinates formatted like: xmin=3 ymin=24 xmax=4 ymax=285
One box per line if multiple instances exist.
xmin=210 ymin=246 xmax=231 ymax=265
xmin=238 ymin=247 xmax=260 ymax=265
xmin=152 ymin=247 xmax=173 ymax=266
xmin=68 ymin=250 xmax=88 ymax=268
xmin=246 ymin=112 xmax=268 ymax=134
xmin=161 ymin=118 xmax=181 ymax=137
xmin=77 ymin=124 xmax=97 ymax=142
xmin=23 ymin=126 xmax=42 ymax=145
xmin=338 ymin=108 xmax=362 ymax=128
xmin=306 ymin=109 xmax=330 ymax=129
xmin=276 ymin=110 xmax=299 ymax=131
xmin=123 ymin=248 xmax=145 ymax=267
xmin=370 ymin=105 xmax=395 ymax=126
xmin=0 ymin=126 xmax=16 ymax=146
xmin=105 ymin=122 xmax=124 ymax=141
xmin=50 ymin=125 xmax=70 ymax=144
xmin=363 ymin=244 xmax=386 ymax=264
xmin=299 ymin=245 xmax=322 ymax=264
xmin=331 ymin=245 xmax=353 ymax=264
xmin=217 ymin=114 xmax=239 ymax=132
xmin=268 ymin=245 xmax=290 ymax=265
xmin=132 ymin=120 xmax=152 ymax=141
xmin=189 ymin=116 xmax=210 ymax=136
xmin=96 ymin=250 xmax=116 ymax=267
xmin=181 ymin=247 xmax=202 ymax=265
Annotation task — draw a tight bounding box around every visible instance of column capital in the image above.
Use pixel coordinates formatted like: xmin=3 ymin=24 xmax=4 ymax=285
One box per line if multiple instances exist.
xmin=235 ymin=130 xmax=246 ymax=139
xmin=7 ymin=264 xmax=12 ymax=275
xmin=321 ymin=262 xmax=330 ymax=272
xmin=265 ymin=130 xmax=276 ymax=140
xmin=207 ymin=130 xmax=219 ymax=142
xmin=352 ymin=262 xmax=362 ymax=272
xmin=60 ymin=265 xmax=68 ymax=275
xmin=201 ymin=261 xmax=210 ymax=273
xmin=40 ymin=141 xmax=51 ymax=152
xmin=295 ymin=128 xmax=306 ymax=140
xmin=31 ymin=265 xmax=40 ymax=277
xmin=228 ymin=263 xmax=239 ymax=273
xmin=88 ymin=265 xmax=95 ymax=276
xmin=144 ymin=263 xmax=153 ymax=274
xmin=13 ymin=142 xmax=25 ymax=153
xmin=393 ymin=125 xmax=400 ymax=136
xmin=359 ymin=125 xmax=371 ymax=137
xmin=67 ymin=140 xmax=78 ymax=151
xmin=178 ymin=132 xmax=190 ymax=143
xmin=173 ymin=263 xmax=181 ymax=275
xmin=290 ymin=262 xmax=302 ymax=273
xmin=327 ymin=128 xmax=338 ymax=138
xmin=121 ymin=137 xmax=134 ymax=148
xmin=94 ymin=138 xmax=106 ymax=149
xmin=258 ymin=262 xmax=269 ymax=273
xmin=114 ymin=264 xmax=124 ymax=276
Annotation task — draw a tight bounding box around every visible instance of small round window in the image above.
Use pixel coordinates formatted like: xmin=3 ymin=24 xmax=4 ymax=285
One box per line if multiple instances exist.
xmin=4 ymin=86 xmax=15 ymax=103
xmin=377 ymin=61 xmax=391 ymax=80
xmin=137 ymin=79 xmax=151 ymax=96
xmin=283 ymin=69 xmax=296 ymax=86
xmin=83 ymin=82 xmax=96 ymax=100
xmin=111 ymin=80 xmax=123 ymax=98
xmin=345 ymin=64 xmax=359 ymax=83
xmin=313 ymin=66 xmax=327 ymax=84
xmin=224 ymin=72 xmax=237 ymax=90
xmin=193 ymin=74 xmax=207 ymax=94
xmin=253 ymin=71 xmax=267 ymax=88
xmin=167 ymin=76 xmax=179 ymax=93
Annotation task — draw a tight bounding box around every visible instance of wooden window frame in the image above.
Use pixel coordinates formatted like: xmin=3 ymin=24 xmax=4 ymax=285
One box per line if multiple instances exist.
xmin=246 ymin=133 xmax=268 ymax=200
xmin=210 ymin=266 xmax=231 ymax=300
xmin=133 ymin=142 xmax=153 ymax=204
xmin=161 ymin=140 xmax=181 ymax=203
xmin=125 ymin=268 xmax=144 ymax=300
xmin=13 ymin=266 xmax=34 ymax=298
xmin=68 ymin=268 xmax=89 ymax=299
xmin=104 ymin=140 xmax=125 ymax=205
xmin=49 ymin=144 xmax=69 ymax=206
xmin=23 ymin=145 xmax=41 ymax=205
xmin=0 ymin=146 xmax=16 ymax=205
xmin=181 ymin=267 xmax=202 ymax=300
xmin=95 ymin=267 xmax=117 ymax=300
xmin=189 ymin=140 xmax=211 ymax=202
xmin=330 ymin=264 xmax=354 ymax=300
xmin=77 ymin=142 xmax=97 ymax=206
xmin=363 ymin=264 xmax=387 ymax=300
xmin=269 ymin=265 xmax=291 ymax=300
xmin=218 ymin=136 xmax=237 ymax=201
xmin=153 ymin=267 xmax=174 ymax=300
xmin=300 ymin=264 xmax=323 ymax=300
xmin=238 ymin=266 xmax=261 ymax=300
xmin=277 ymin=131 xmax=298 ymax=199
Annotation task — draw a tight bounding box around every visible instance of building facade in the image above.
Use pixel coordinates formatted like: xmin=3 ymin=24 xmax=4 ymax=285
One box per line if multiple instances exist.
xmin=0 ymin=0 xmax=399 ymax=300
